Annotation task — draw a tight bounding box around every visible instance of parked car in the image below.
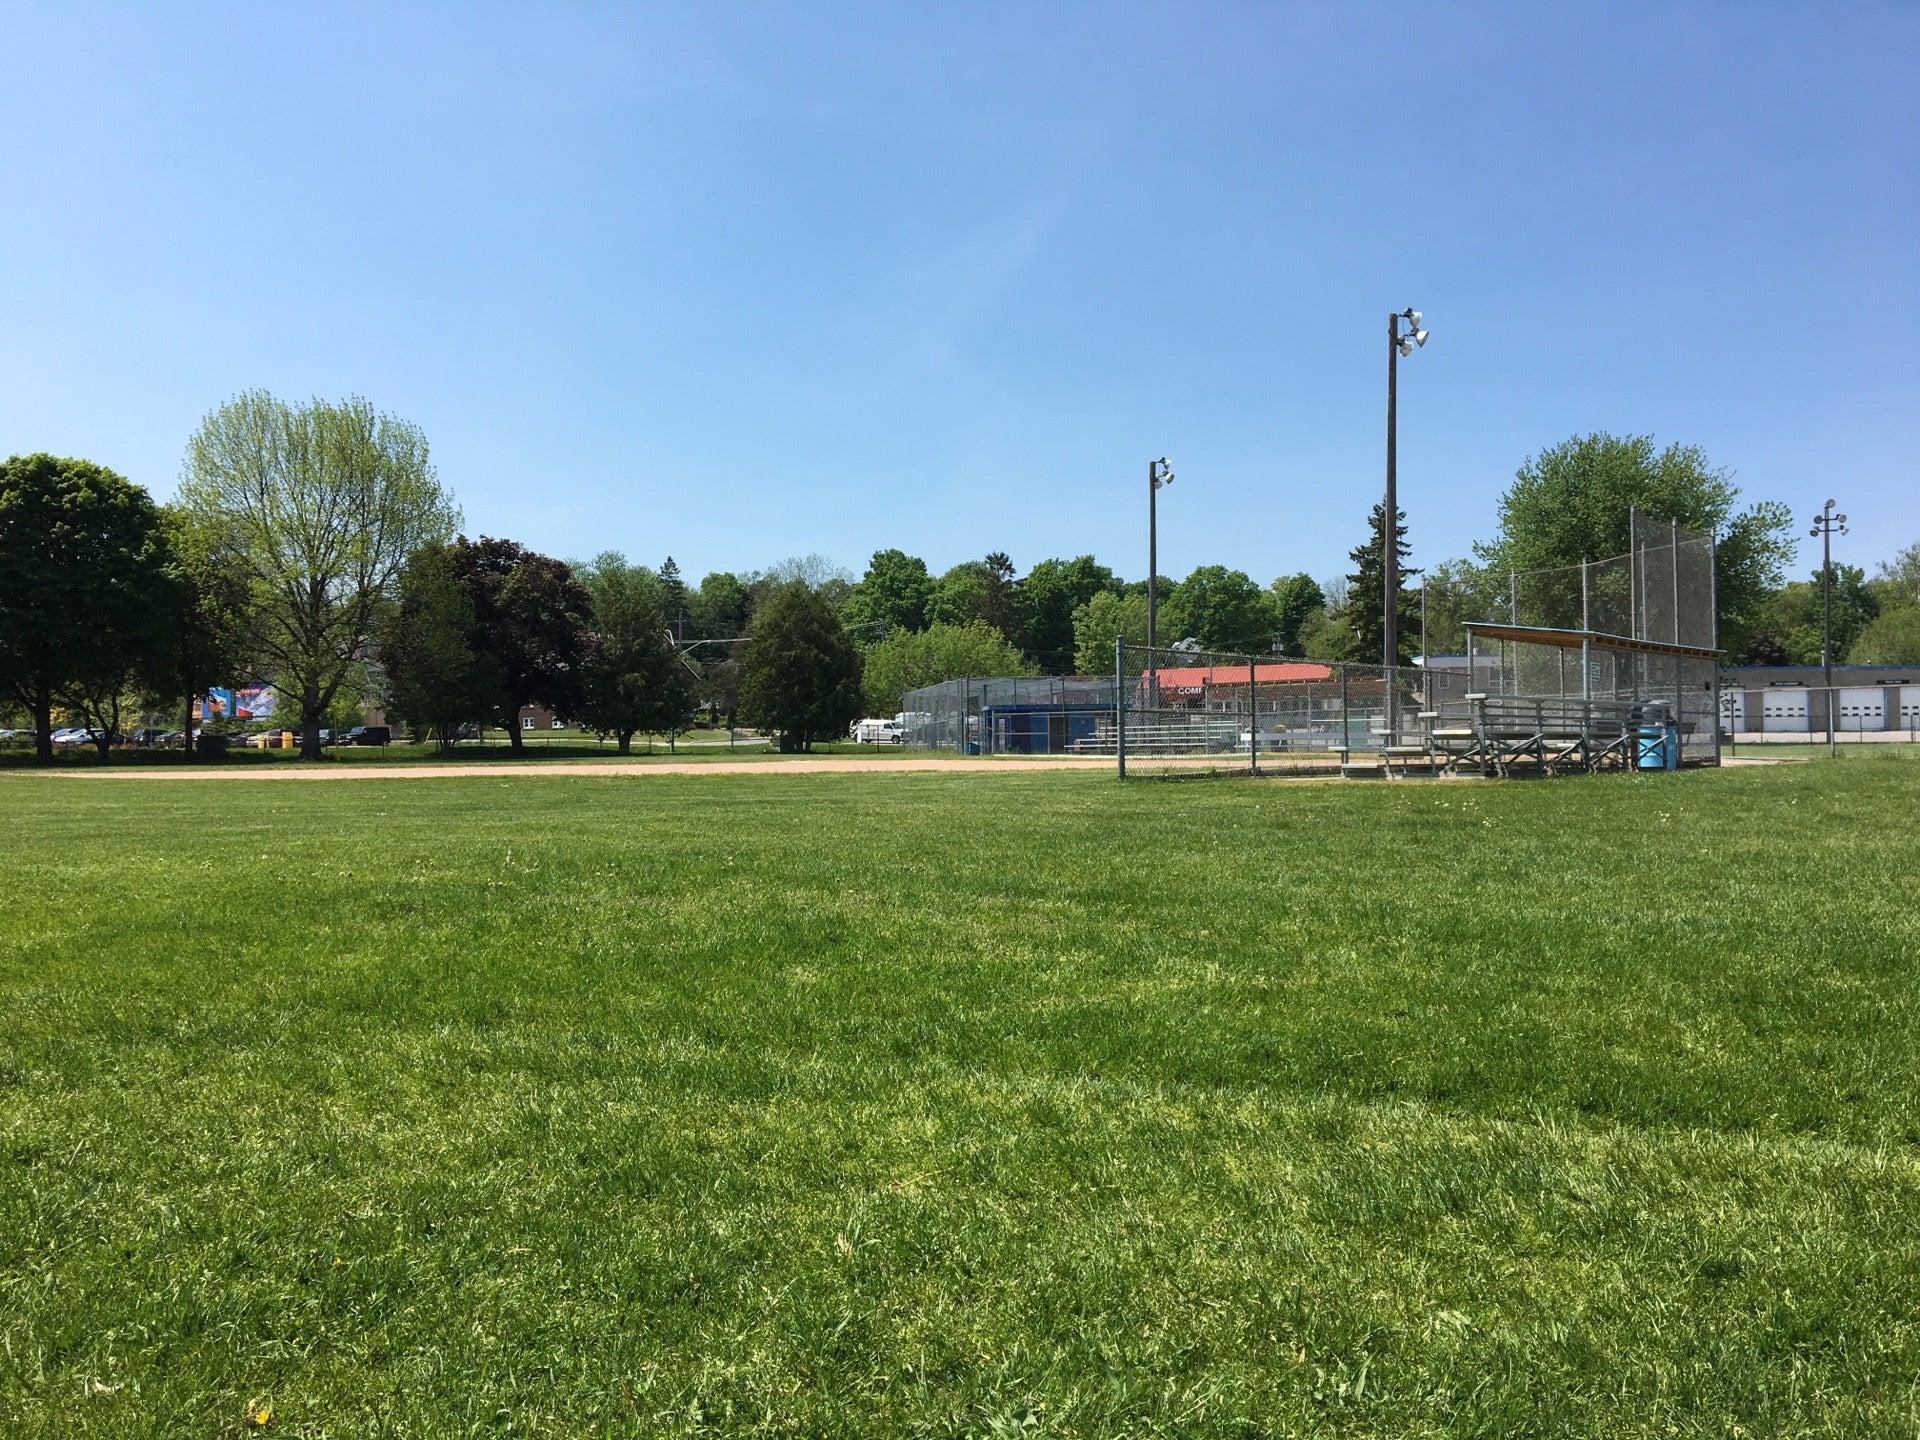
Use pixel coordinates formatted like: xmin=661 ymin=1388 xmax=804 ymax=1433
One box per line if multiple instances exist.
xmin=50 ymin=727 xmax=91 ymax=745
xmin=342 ymin=726 xmax=391 ymax=747
xmin=850 ymin=717 xmax=905 ymax=745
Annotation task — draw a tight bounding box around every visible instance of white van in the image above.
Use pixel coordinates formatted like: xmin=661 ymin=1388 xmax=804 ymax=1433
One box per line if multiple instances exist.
xmin=850 ymin=717 xmax=905 ymax=745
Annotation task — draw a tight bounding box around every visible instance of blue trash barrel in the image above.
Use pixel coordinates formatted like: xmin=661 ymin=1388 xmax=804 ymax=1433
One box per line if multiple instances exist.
xmin=1636 ymin=725 xmax=1668 ymax=770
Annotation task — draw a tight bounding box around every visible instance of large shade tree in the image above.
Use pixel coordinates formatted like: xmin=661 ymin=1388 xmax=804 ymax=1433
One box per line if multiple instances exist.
xmin=449 ymin=538 xmax=594 ymax=752
xmin=738 ymin=580 xmax=862 ymax=752
xmin=0 ymin=454 xmax=173 ymax=762
xmin=154 ymin=506 xmax=254 ymax=757
xmin=843 ymin=548 xmax=933 ymax=638
xmin=1161 ymin=566 xmax=1277 ymax=655
xmin=577 ymin=552 xmax=695 ymax=753
xmin=179 ymin=392 xmax=459 ymax=758
xmin=927 ymin=553 xmax=1021 ymax=641
xmin=1849 ymin=605 xmax=1920 ymax=665
xmin=689 ymin=571 xmax=752 ymax=641
xmin=1743 ymin=565 xmax=1881 ymax=667
xmin=861 ymin=621 xmax=1035 ymax=715
xmin=1018 ymin=556 xmax=1121 ymax=673
xmin=1071 ymin=591 xmax=1149 ymax=675
xmin=1475 ymin=433 xmax=1794 ymax=658
xmin=377 ymin=542 xmax=500 ymax=752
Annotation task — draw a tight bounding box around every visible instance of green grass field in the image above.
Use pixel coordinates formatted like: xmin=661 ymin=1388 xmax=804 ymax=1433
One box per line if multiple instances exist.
xmin=0 ymin=736 xmax=931 ymax=770
xmin=3 ymin=760 xmax=1917 ymax=1436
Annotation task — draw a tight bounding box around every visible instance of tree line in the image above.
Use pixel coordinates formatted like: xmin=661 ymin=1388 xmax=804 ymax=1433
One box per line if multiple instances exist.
xmin=6 ymin=400 xmax=1915 ymax=764
xmin=0 ymin=393 xmax=865 ymax=761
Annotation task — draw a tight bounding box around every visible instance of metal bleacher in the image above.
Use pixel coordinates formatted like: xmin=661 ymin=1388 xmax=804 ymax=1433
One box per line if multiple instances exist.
xmin=1430 ymin=694 xmax=1646 ymax=777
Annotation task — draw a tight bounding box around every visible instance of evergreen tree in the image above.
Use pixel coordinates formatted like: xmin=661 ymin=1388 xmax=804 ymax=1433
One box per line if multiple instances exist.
xmin=1342 ymin=503 xmax=1419 ymax=666
xmin=658 ymin=556 xmax=689 ymax=644
xmin=377 ymin=543 xmax=499 ymax=752
xmin=738 ymin=581 xmax=862 ymax=752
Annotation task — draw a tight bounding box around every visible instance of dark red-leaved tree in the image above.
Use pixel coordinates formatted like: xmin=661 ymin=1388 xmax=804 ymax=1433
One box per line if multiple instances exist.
xmin=448 ymin=537 xmax=593 ymax=752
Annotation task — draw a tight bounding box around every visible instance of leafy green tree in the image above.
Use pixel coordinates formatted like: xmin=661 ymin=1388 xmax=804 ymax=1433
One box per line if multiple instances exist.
xmin=738 ymin=581 xmax=862 ymax=752
xmin=153 ymin=507 xmax=254 ymax=757
xmin=1298 ymin=605 xmax=1353 ymax=663
xmin=1743 ymin=566 xmax=1881 ymax=666
xmin=1341 ymin=503 xmax=1419 ymax=665
xmin=377 ymin=543 xmax=499 ymax=752
xmin=1417 ymin=558 xmax=1505 ymax=657
xmin=690 ymin=571 xmax=752 ymax=640
xmin=927 ymin=553 xmax=1021 ymax=640
xmin=1268 ymin=573 xmax=1326 ymax=657
xmin=1072 ymin=590 xmax=1149 ymax=675
xmin=1161 ymin=566 xmax=1276 ymax=654
xmin=578 ymin=553 xmax=695 ymax=753
xmin=449 ymin=537 xmax=594 ymax=753
xmin=1475 ymin=433 xmax=1794 ymax=655
xmin=179 ymin=391 xmax=459 ymax=758
xmin=1874 ymin=542 xmax=1920 ymax=609
xmin=1019 ymin=556 xmax=1120 ymax=673
xmin=0 ymin=454 xmax=173 ymax=761
xmin=861 ymin=621 xmax=1035 ymax=714
xmin=843 ymin=549 xmax=933 ymax=637
xmin=751 ymin=555 xmax=854 ymax=616
xmin=1848 ymin=605 xmax=1920 ymax=665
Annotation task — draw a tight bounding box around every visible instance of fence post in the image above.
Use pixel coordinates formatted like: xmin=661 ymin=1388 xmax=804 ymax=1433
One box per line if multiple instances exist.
xmin=1580 ymin=557 xmax=1592 ymax=701
xmin=1114 ymin=637 xmax=1126 ymax=780
xmin=1340 ymin=664 xmax=1351 ymax=764
xmin=1247 ymin=654 xmax=1258 ymax=776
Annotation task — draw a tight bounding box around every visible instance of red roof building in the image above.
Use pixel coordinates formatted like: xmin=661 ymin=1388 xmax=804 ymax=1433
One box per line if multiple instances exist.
xmin=1144 ymin=662 xmax=1332 ymax=695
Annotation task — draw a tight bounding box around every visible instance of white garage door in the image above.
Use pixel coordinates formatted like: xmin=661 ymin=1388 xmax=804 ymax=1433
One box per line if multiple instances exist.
xmin=1837 ymin=687 xmax=1884 ymax=732
xmin=1898 ymin=687 xmax=1920 ymax=732
xmin=1718 ymin=689 xmax=1747 ymax=731
xmin=1761 ymin=688 xmax=1809 ymax=732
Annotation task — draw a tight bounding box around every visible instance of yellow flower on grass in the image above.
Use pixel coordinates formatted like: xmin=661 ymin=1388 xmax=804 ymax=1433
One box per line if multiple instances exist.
xmin=245 ymin=1398 xmax=274 ymax=1428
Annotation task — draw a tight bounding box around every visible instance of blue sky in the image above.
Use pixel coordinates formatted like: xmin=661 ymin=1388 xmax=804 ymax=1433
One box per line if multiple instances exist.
xmin=2 ymin=3 xmax=1914 ymax=590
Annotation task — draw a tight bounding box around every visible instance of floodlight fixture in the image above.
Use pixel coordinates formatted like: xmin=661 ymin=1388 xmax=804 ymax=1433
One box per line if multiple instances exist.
xmin=1383 ymin=305 xmax=1431 ymax=692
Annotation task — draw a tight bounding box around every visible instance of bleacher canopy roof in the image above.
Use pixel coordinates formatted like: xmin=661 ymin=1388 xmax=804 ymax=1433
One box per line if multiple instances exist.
xmin=1464 ymin=622 xmax=1721 ymax=660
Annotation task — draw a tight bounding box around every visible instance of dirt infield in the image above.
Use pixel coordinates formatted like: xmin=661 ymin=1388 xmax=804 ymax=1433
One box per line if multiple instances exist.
xmin=51 ymin=756 xmax=1124 ymax=782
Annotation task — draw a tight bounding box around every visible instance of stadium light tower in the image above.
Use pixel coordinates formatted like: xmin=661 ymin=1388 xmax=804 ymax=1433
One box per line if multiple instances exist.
xmin=1810 ymin=498 xmax=1848 ymax=753
xmin=1147 ymin=457 xmax=1174 ymax=656
xmin=1384 ymin=307 xmax=1429 ymax=677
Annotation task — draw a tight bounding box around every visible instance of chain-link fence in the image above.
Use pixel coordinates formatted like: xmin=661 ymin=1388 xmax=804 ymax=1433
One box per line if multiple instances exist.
xmin=1422 ymin=510 xmax=1716 ymax=654
xmin=1462 ymin=629 xmax=1720 ymax=764
xmin=900 ymin=675 xmax=1117 ymax=755
xmin=1107 ymin=642 xmax=1476 ymax=777
xmin=901 ymin=650 xmax=1462 ymax=774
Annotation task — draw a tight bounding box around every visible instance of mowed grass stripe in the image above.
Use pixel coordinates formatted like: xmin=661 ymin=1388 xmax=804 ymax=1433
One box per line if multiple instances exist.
xmin=2 ymin=762 xmax=1917 ymax=1436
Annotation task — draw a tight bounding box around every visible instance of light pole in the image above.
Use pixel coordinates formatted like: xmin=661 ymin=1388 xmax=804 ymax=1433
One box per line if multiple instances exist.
xmin=1810 ymin=498 xmax=1848 ymax=755
xmin=1384 ymin=308 xmax=1429 ymax=677
xmin=1147 ymin=457 xmax=1174 ymax=657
